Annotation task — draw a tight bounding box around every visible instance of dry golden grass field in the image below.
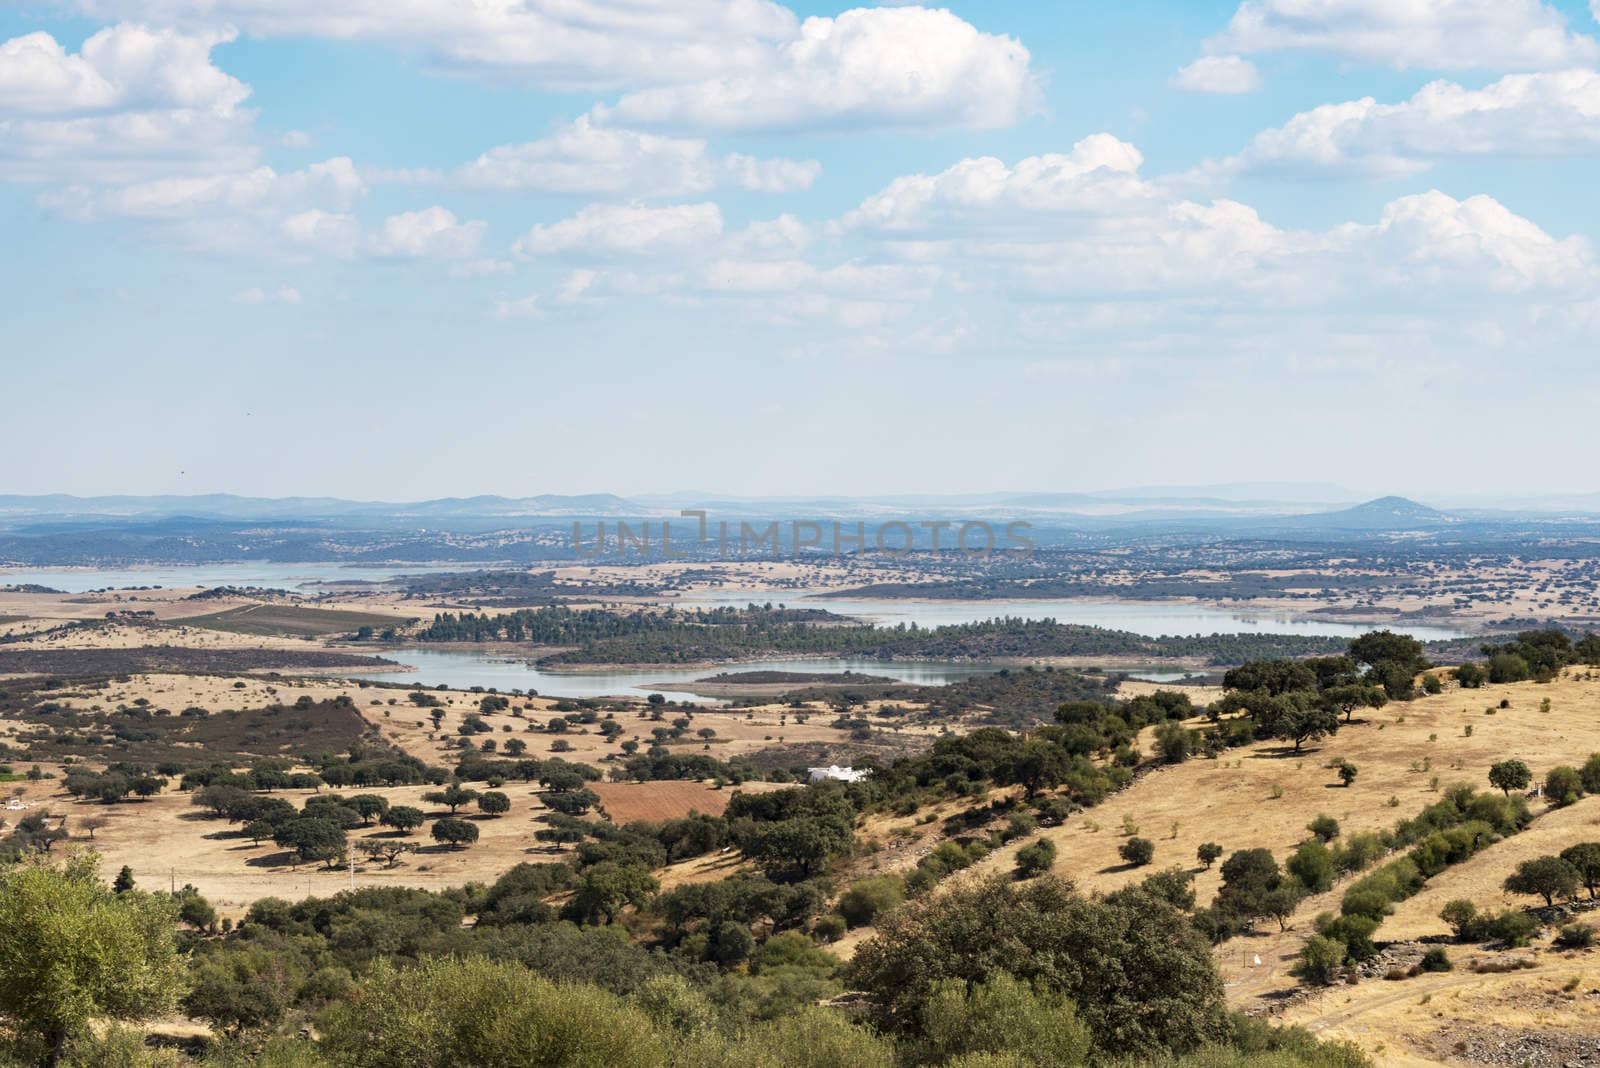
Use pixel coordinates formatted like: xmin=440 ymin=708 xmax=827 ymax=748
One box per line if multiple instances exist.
xmin=1 ymin=774 xmax=563 ymax=917
xmin=589 ymin=779 xmax=791 ymax=824
xmin=970 ymin=671 xmax=1600 ymax=906
xmin=0 ymin=668 xmax=897 ymax=915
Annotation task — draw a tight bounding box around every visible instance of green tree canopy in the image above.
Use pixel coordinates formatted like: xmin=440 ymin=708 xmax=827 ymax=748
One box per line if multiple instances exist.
xmin=844 ymin=874 xmax=1227 ymax=1057
xmin=0 ymin=854 xmax=185 ymax=1064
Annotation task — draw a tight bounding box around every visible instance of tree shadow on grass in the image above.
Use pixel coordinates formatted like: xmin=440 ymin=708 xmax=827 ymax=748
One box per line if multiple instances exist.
xmin=1097 ymin=861 xmax=1146 ymax=875
xmin=246 ymin=849 xmax=299 ymax=868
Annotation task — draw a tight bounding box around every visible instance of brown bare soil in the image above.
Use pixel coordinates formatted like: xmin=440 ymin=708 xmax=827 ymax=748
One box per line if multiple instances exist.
xmin=179 ymin=604 xmax=405 ymax=638
xmin=590 ymin=779 xmax=793 ymax=824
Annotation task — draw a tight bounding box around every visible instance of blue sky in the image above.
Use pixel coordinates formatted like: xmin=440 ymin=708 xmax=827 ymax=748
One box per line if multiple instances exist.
xmin=4 ymin=0 xmax=1600 ymax=500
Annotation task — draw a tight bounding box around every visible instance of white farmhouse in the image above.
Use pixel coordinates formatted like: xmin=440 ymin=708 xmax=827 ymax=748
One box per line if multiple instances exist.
xmin=807 ymin=765 xmax=868 ymax=784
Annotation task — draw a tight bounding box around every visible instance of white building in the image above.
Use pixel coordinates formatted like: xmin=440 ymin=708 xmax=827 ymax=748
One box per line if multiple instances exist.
xmin=807 ymin=765 xmax=868 ymax=784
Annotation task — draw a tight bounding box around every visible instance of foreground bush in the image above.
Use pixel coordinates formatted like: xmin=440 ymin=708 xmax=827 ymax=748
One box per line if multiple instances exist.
xmin=845 ymin=875 xmax=1227 ymax=1057
xmin=318 ymin=957 xmax=667 ymax=1068
xmin=0 ymin=854 xmax=185 ymax=1065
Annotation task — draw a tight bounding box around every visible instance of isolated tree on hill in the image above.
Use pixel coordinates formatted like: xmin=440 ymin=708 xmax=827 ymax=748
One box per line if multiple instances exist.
xmin=1321 ymin=684 xmax=1387 ymax=723
xmin=1337 ymin=762 xmax=1358 ymax=787
xmin=1119 ymin=837 xmax=1154 ymax=867
xmin=356 ymin=839 xmax=419 ymax=869
xmin=423 ymin=785 xmax=478 ymax=814
xmin=1560 ymin=843 xmax=1600 ymax=899
xmin=112 ymin=865 xmax=135 ymax=894
xmin=1197 ymin=843 xmax=1223 ymax=869
xmin=1488 ymin=759 xmax=1532 ymax=796
xmin=1505 ymin=856 xmax=1581 ymax=906
xmin=476 ymin=791 xmax=511 ymax=817
xmin=431 ymin=818 xmax=479 ymax=850
xmin=0 ymin=855 xmax=185 ymax=1065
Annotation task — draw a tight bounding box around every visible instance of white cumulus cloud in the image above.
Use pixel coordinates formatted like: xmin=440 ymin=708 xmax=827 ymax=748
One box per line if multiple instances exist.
xmin=0 ymin=23 xmax=247 ymax=113
xmin=514 ymin=201 xmax=724 ymax=257
xmin=594 ymin=6 xmax=1039 ymax=133
xmin=450 ymin=117 xmax=817 ymax=196
xmin=375 ymin=205 xmax=486 ymax=259
xmin=65 ymin=0 xmax=800 ymax=89
xmin=1226 ymin=70 xmax=1600 ymax=176
xmin=841 ymin=134 xmax=1152 ymax=234
xmin=60 ymin=2 xmax=1037 ymax=132
xmin=1172 ymin=54 xmax=1261 ymax=93
xmin=0 ymin=24 xmax=255 ymax=182
xmin=1207 ymin=0 xmax=1600 ymax=70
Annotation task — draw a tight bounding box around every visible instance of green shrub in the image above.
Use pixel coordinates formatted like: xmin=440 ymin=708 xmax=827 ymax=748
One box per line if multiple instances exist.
xmin=318 ymin=956 xmax=667 ymax=1067
xmin=1419 ymin=947 xmax=1452 ymax=972
xmin=1487 ymin=910 xmax=1538 ymax=948
xmin=1119 ymin=837 xmax=1154 ymax=867
xmin=837 ymin=876 xmax=905 ymax=929
xmin=915 ymin=972 xmax=1092 ymax=1066
xmin=1546 ymin=765 xmax=1584 ymax=807
xmin=1014 ymin=839 xmax=1058 ymax=880
xmin=1439 ymin=899 xmax=1477 ymax=940
xmin=1287 ymin=840 xmax=1334 ymax=894
xmin=1296 ymin=936 xmax=1344 ymax=985
xmin=1317 ymin=914 xmax=1380 ymax=962
xmin=1306 ymin=815 xmax=1340 ymax=843
xmin=812 ymin=914 xmax=847 ymax=943
xmin=1557 ymin=923 xmax=1595 ymax=949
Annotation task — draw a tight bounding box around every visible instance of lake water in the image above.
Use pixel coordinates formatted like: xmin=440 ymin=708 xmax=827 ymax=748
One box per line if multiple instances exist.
xmin=3 ymin=565 xmax=1460 ymax=699
xmin=679 ymin=591 xmax=1468 ymax=641
xmin=0 ymin=562 xmax=460 ymax=593
xmin=355 ymin=649 xmax=1003 ymax=703
xmin=1 ymin=564 xmax=1468 ymax=643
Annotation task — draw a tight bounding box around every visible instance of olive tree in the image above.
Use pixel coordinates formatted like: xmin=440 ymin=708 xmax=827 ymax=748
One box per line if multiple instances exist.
xmin=0 ymin=854 xmax=185 ymax=1065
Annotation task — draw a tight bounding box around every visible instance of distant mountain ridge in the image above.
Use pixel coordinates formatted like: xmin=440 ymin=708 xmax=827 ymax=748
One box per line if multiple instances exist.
xmin=1306 ymin=496 xmax=1450 ymax=530
xmin=0 ymin=493 xmax=646 ymax=519
xmin=0 ymin=490 xmax=1588 ymax=531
